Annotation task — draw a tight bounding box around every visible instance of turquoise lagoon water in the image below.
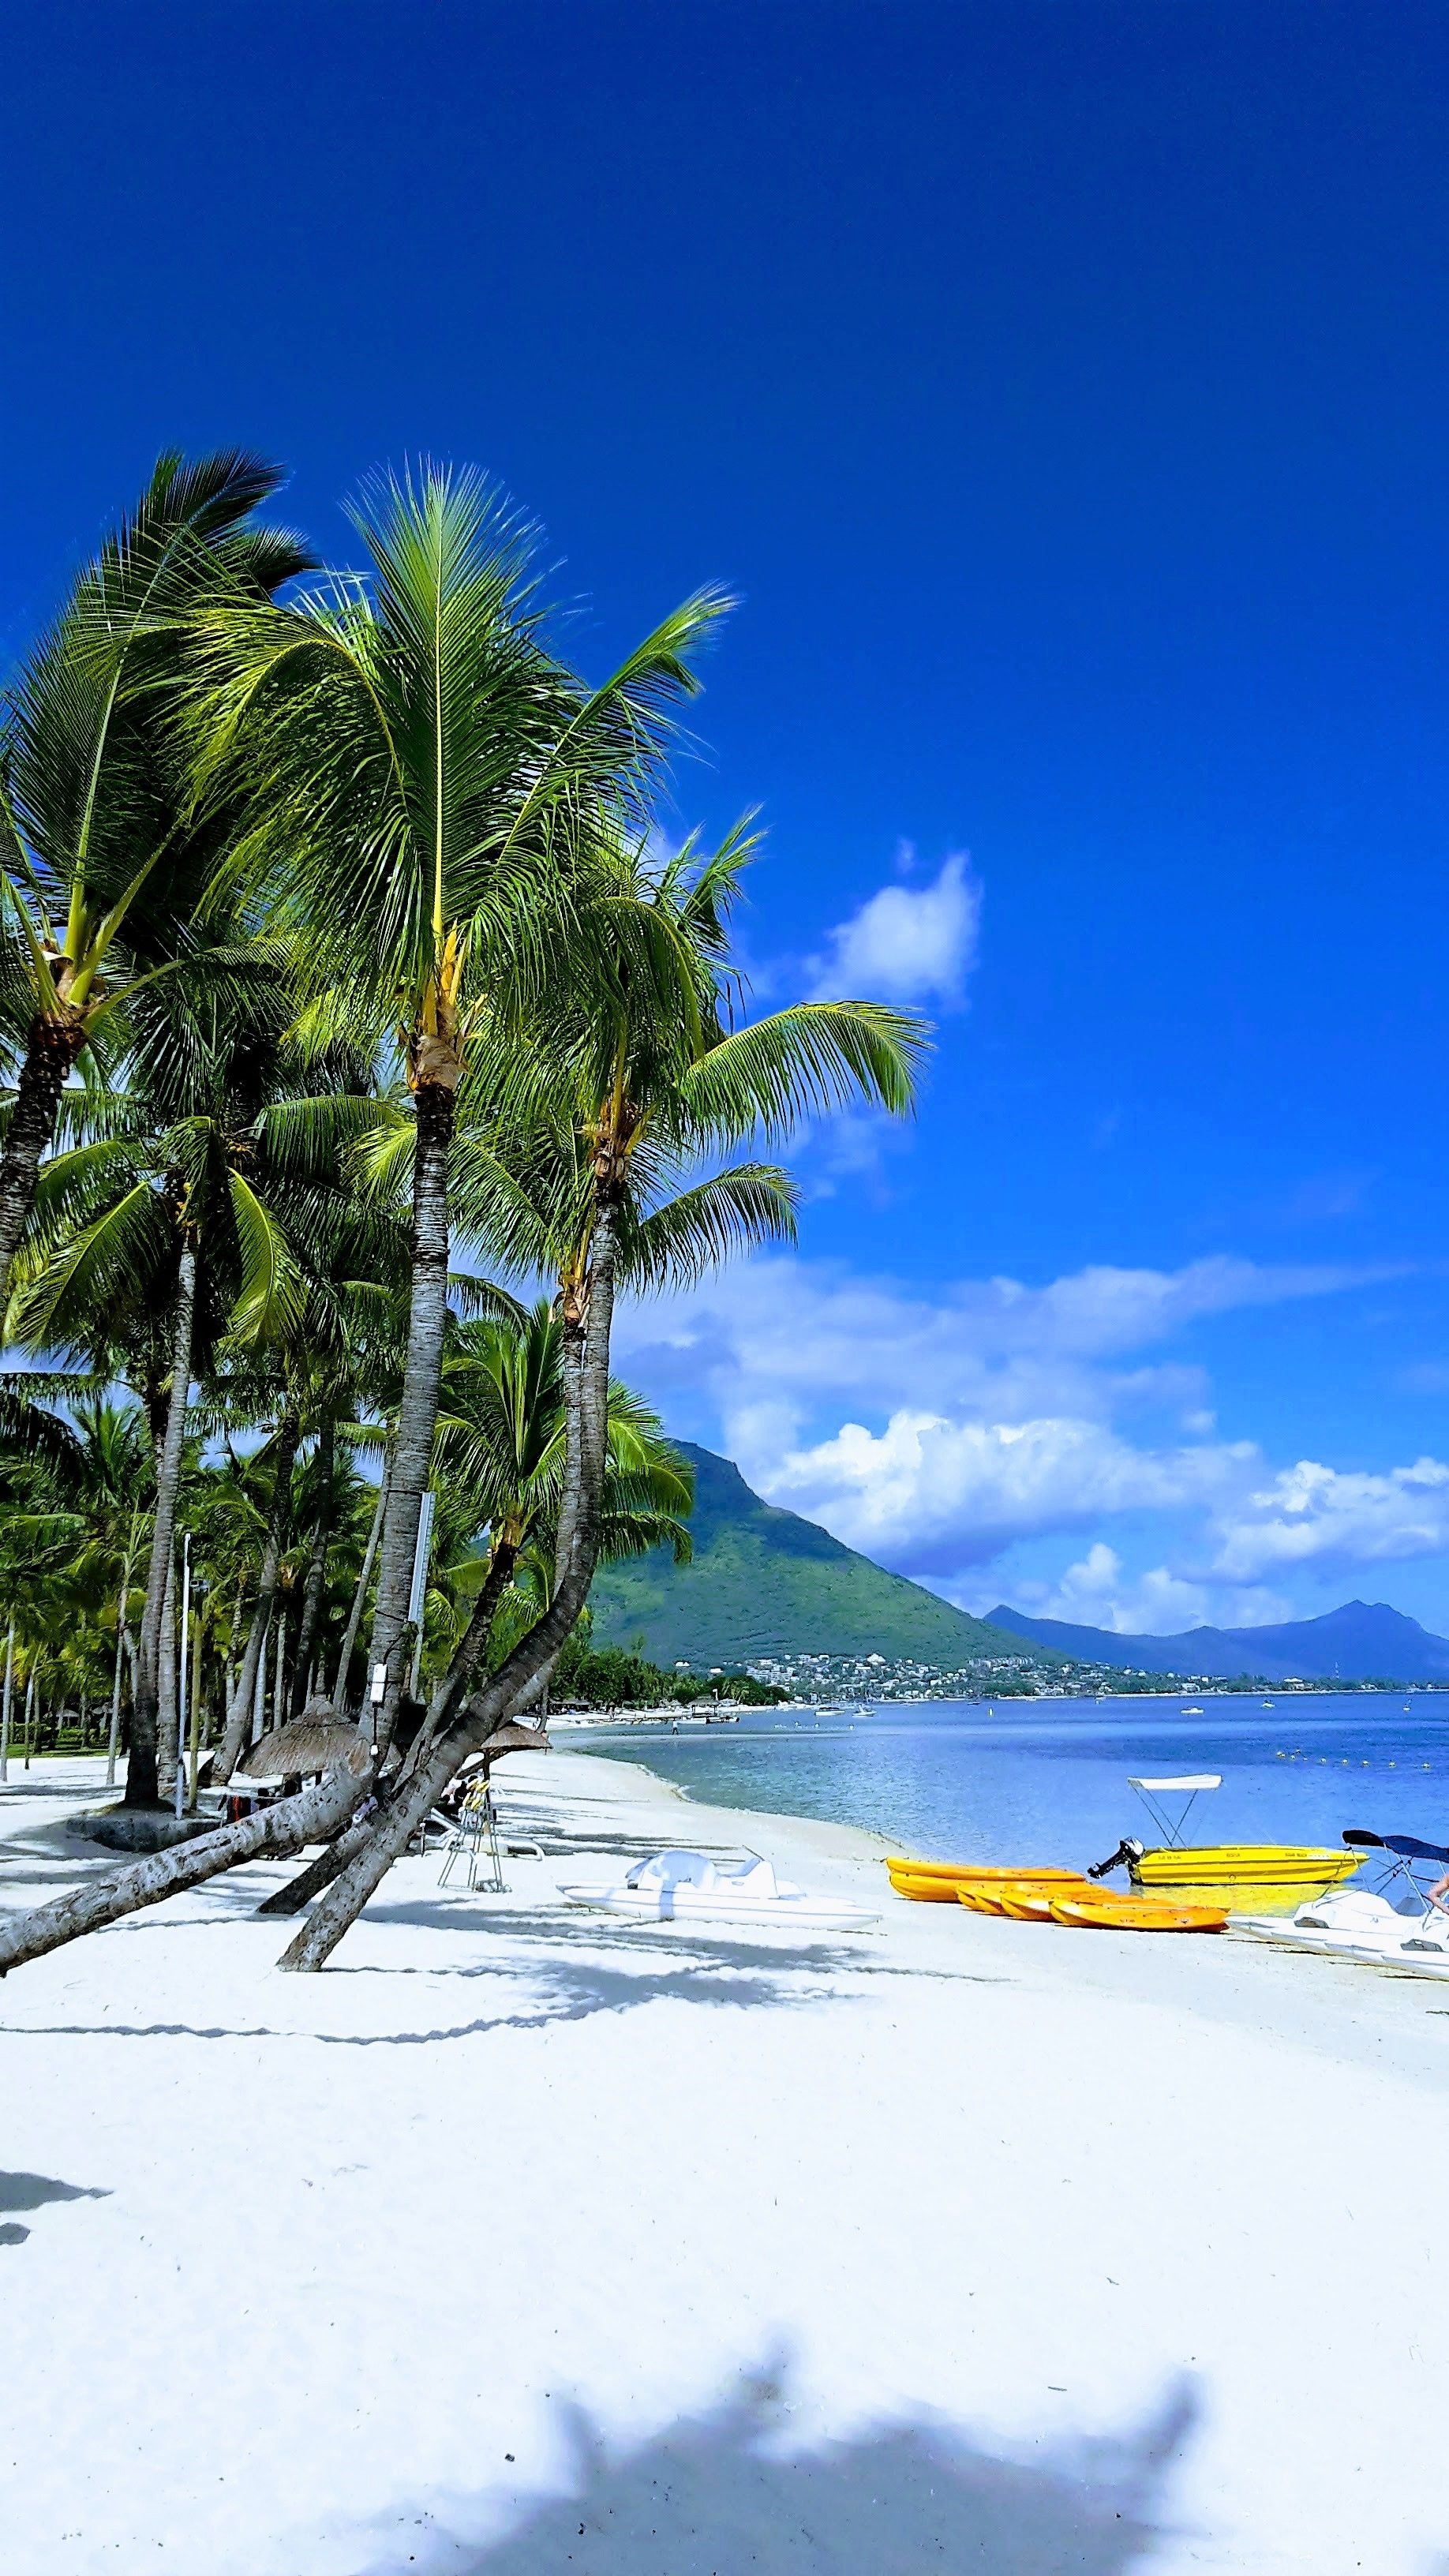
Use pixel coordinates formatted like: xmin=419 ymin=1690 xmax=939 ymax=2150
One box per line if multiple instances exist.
xmin=571 ymin=1694 xmax=1449 ymax=1875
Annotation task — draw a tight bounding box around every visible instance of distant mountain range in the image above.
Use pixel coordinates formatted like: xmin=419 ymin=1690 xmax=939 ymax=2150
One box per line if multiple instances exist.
xmin=988 ymin=1597 xmax=1449 ymax=1683
xmin=589 ymin=1443 xmax=1052 ymax=1669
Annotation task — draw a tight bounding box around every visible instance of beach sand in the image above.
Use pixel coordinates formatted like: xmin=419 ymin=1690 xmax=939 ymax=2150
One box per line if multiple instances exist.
xmin=2 ymin=1747 xmax=1445 ymax=2574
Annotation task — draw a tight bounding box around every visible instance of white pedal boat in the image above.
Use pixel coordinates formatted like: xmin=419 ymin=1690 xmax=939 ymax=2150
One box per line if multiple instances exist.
xmin=559 ymin=1847 xmax=878 ymax=1932
xmin=1245 ymin=1887 xmax=1449 ymax=1971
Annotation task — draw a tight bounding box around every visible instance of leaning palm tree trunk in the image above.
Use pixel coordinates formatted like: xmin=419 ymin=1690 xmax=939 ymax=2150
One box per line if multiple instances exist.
xmin=0 ymin=1012 xmax=86 ymax=1299
xmin=129 ymin=1237 xmax=197 ymax=1807
xmin=278 ymin=1214 xmax=619 ymax=1971
xmin=0 ymin=1765 xmax=363 ymax=1975
xmin=364 ymin=1084 xmax=455 ymax=1750
xmin=258 ymin=1537 xmax=518 ymax=1922
xmin=217 ymin=1409 xmax=301 ymax=1782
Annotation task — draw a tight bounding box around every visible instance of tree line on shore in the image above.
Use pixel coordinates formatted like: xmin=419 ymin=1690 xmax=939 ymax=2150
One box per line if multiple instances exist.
xmin=0 ymin=450 xmax=920 ymax=1973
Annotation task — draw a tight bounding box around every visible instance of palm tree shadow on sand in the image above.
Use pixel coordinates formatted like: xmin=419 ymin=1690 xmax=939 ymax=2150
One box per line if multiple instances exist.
xmin=350 ymin=2364 xmax=1199 ymax=2575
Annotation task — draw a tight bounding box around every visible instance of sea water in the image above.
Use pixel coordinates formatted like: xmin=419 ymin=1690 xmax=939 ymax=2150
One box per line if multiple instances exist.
xmin=571 ymin=1694 xmax=1449 ymax=1874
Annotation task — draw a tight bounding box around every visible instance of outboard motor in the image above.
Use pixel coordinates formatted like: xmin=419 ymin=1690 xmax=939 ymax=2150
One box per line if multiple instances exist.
xmin=1088 ymin=1836 xmax=1143 ymax=1882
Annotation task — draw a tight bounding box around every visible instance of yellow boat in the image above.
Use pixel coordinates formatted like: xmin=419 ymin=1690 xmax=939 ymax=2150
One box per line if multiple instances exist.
xmin=1127 ymin=1843 xmax=1361 ymax=1915
xmin=1093 ymin=1778 xmax=1365 ymax=1916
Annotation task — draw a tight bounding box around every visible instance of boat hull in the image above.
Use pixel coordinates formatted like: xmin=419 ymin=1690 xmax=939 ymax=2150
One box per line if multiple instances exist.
xmin=560 ymin=1885 xmax=878 ymax=1931
xmin=1128 ymin=1844 xmax=1361 ymax=1916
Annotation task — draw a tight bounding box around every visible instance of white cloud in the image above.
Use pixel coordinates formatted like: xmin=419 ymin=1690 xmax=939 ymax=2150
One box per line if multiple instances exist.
xmin=611 ymin=1248 xmax=1433 ymax=1620
xmin=1028 ymin=1544 xmax=1212 ymax=1634
xmin=1210 ymin=1457 xmax=1449 ymax=1582
xmin=762 ymin=1408 xmax=1251 ymax=1570
xmin=807 ymin=849 xmax=981 ymax=1007
xmin=1015 ymin=1544 xmax=1296 ymax=1636
xmin=613 ymin=1252 xmax=1399 ymax=1448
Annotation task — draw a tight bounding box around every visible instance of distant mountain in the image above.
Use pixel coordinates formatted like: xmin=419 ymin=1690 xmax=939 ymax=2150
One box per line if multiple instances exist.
xmin=987 ymin=1597 xmax=1449 ymax=1683
xmin=590 ymin=1443 xmax=1054 ymax=1669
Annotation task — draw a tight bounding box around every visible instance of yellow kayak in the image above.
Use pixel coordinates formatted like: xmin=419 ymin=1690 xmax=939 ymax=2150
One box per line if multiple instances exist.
xmin=888 ymin=1870 xmax=968 ymax=1903
xmin=994 ymin=1881 xmax=1093 ymax=1920
xmin=1129 ymin=1844 xmax=1361 ymax=1917
xmin=1051 ymin=1892 xmax=1228 ymax=1934
xmin=887 ymin=1866 xmax=1090 ymax=1913
xmin=886 ymin=1856 xmax=1078 ymax=1889
xmin=887 ymin=1864 xmax=1080 ymax=1905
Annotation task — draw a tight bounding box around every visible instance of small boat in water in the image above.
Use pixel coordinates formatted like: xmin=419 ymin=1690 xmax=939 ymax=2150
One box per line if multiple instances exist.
xmin=560 ymin=1848 xmax=878 ymax=1932
xmin=1091 ymin=1774 xmax=1363 ymax=1916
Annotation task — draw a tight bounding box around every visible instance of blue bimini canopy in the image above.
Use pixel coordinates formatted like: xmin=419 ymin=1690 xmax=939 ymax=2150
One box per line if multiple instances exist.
xmin=1383 ymin=1833 xmax=1449 ymax=1866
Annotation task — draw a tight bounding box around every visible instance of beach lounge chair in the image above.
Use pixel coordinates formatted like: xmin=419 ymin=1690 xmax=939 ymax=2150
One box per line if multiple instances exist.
xmin=438 ymin=1780 xmax=506 ymax=1893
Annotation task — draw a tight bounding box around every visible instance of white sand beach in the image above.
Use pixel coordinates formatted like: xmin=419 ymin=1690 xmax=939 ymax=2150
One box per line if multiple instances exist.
xmin=3 ymin=1747 xmax=1447 ymax=2575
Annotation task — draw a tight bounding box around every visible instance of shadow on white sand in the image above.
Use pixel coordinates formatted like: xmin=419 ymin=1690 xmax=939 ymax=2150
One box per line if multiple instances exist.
xmin=0 ymin=2166 xmax=109 ymax=2248
xmin=343 ymin=2368 xmax=1199 ymax=2575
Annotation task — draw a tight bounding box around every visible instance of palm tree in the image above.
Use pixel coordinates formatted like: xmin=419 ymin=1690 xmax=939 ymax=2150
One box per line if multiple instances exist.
xmin=5 ymin=963 xmax=314 ymax=1801
xmin=0 ymin=451 xmax=309 ymax=1298
xmin=0 ymin=484 xmax=924 ymax=1977
xmin=187 ymin=463 xmax=729 ymax=1754
xmin=428 ymin=1300 xmax=692 ymax=1701
xmin=276 ymin=826 xmax=923 ymax=1970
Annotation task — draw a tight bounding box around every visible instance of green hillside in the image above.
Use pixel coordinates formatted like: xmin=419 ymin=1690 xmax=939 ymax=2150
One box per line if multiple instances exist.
xmin=588 ymin=1442 xmax=1049 ymax=1668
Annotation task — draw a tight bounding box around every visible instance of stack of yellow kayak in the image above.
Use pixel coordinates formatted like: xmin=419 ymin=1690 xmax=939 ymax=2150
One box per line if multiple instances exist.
xmin=886 ymin=1858 xmax=1081 ymax=1904
xmin=886 ymin=1857 xmax=1227 ymax=1933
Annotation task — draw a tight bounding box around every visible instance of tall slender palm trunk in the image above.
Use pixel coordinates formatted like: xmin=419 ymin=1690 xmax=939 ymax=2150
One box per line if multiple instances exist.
xmin=290 ymin=1413 xmax=335 ymax=1717
xmin=156 ymin=1557 xmax=179 ymax=1801
xmin=279 ymin=1208 xmax=620 ymax=1972
xmin=333 ymin=1462 xmax=388 ymax=1713
xmin=0 ymin=1013 xmax=86 ymax=1300
xmin=129 ymin=1236 xmax=197 ymax=1807
xmin=105 ymin=1617 xmax=125 ymax=1790
xmin=365 ymin=1080 xmax=455 ymax=1750
xmin=218 ymin=1408 xmax=301 ymax=1781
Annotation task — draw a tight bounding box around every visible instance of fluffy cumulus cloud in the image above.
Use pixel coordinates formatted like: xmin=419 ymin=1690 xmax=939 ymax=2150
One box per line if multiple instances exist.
xmin=613 ymin=1252 xmax=1398 ymax=1456
xmin=807 ymin=848 xmax=981 ymax=1006
xmin=611 ymin=1250 xmax=1439 ymax=1627
xmin=762 ymin=1410 xmax=1251 ymax=1569
xmin=1027 ymin=1544 xmax=1214 ymax=1634
xmin=1210 ymin=1458 xmax=1449 ymax=1582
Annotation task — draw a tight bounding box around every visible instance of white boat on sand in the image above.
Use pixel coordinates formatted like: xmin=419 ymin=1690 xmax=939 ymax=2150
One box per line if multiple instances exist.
xmin=559 ymin=1847 xmax=878 ymax=1932
xmin=1245 ymin=1886 xmax=1449 ymax=1971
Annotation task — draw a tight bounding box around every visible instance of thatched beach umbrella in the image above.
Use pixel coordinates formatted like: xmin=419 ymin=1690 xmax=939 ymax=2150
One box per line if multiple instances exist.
xmin=458 ymin=1723 xmax=550 ymax=1774
xmin=234 ymin=1720 xmax=372 ymax=1784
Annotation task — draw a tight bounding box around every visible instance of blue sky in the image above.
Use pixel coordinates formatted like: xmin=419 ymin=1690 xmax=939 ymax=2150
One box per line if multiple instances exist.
xmin=7 ymin=3 xmax=1449 ymax=1632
